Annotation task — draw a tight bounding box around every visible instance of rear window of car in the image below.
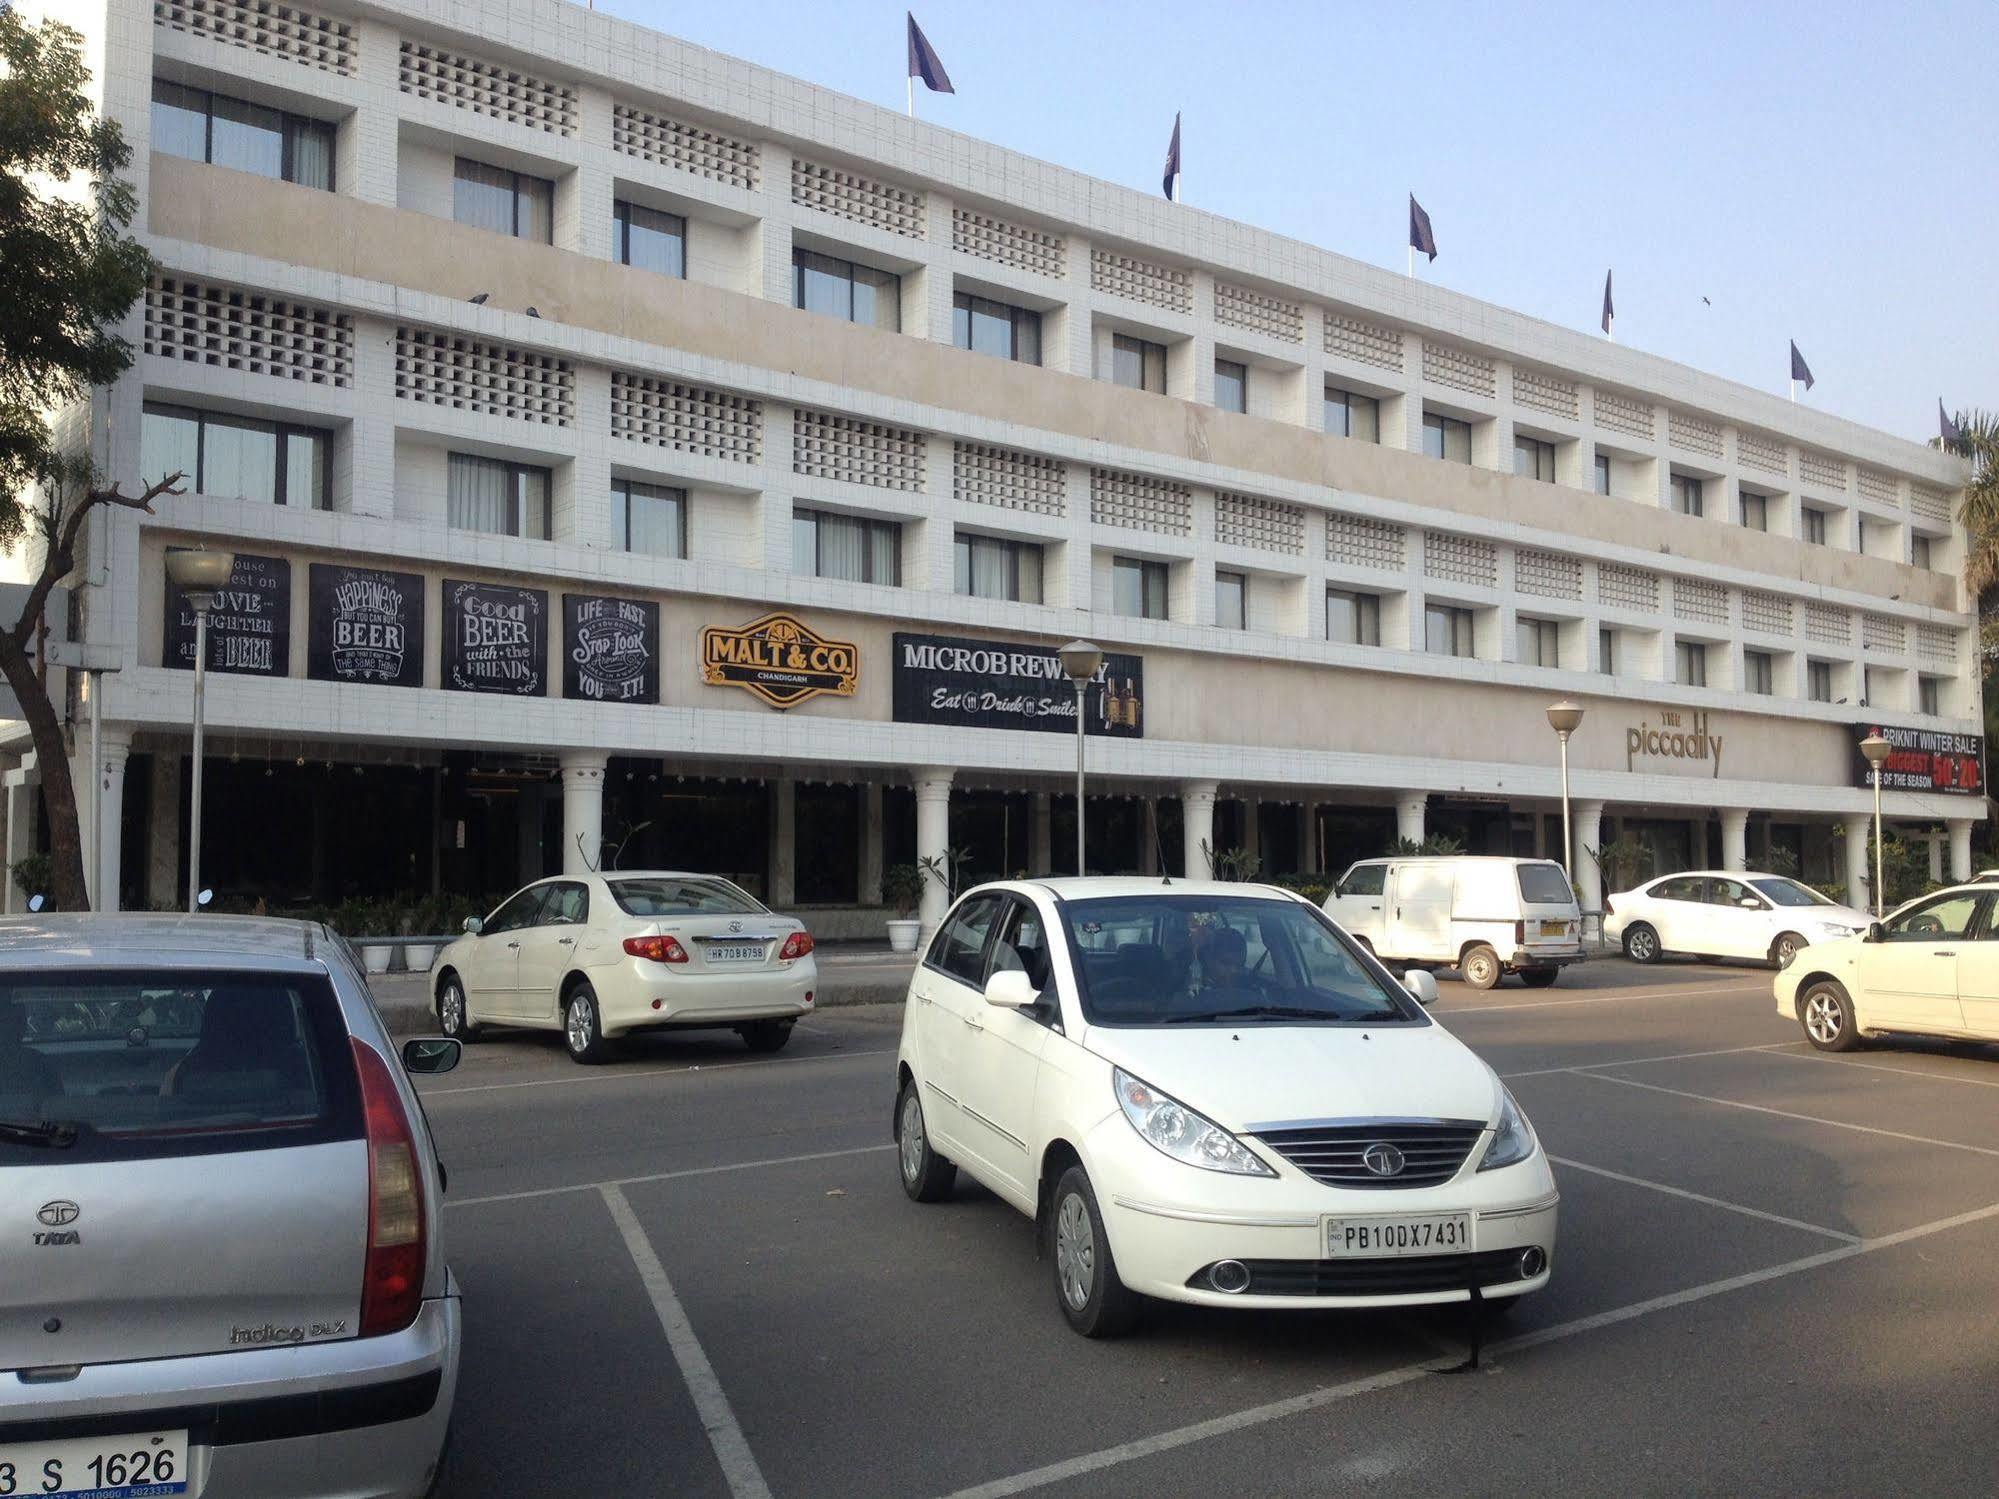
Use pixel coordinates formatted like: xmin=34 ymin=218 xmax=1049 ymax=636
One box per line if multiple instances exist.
xmin=1516 ymin=864 xmax=1575 ymax=905
xmin=608 ymin=877 xmax=765 ymax=917
xmin=0 ymin=969 xmax=361 ymax=1167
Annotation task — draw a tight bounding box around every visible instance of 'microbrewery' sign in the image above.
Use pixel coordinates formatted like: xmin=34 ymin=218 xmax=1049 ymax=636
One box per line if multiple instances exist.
xmin=564 ymin=594 xmax=658 ymax=704
xmin=892 ymin=633 xmax=1145 ymax=737
xmin=1851 ymin=723 xmax=1984 ymax=795
xmin=701 ymin=612 xmax=857 ymax=710
xmin=165 ymin=550 xmax=290 ymax=676
xmin=443 ymin=580 xmax=547 ymax=696
xmin=307 ymin=564 xmax=424 ymax=688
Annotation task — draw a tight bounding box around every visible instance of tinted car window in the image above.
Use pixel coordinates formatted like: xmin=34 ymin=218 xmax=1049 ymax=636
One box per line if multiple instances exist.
xmin=928 ymin=895 xmax=1003 ymax=986
xmin=1654 ymin=877 xmax=1705 ymax=902
xmin=1883 ymin=893 xmax=1985 ymax=942
xmin=1708 ymin=879 xmax=1759 ymax=907
xmin=0 ymin=970 xmax=361 ymax=1167
xmin=484 ymin=885 xmax=549 ymax=934
xmin=609 ymin=877 xmax=764 ymax=917
xmin=541 ymin=882 xmax=590 ymax=924
xmin=1749 ymin=878 xmax=1834 ymax=908
xmin=1340 ymin=864 xmax=1386 ymax=897
xmin=987 ymin=899 xmax=1053 ymax=997
xmin=1516 ymin=864 xmax=1574 ymax=905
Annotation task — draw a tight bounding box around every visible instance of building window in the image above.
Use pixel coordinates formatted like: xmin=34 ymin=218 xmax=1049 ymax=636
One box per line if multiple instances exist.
xmin=1745 ymin=650 xmax=1774 ymax=695
xmin=956 ymin=533 xmax=1043 ymax=603
xmin=1328 ymin=589 xmax=1381 ymax=646
xmin=1215 ymin=570 xmax=1246 ymax=631
xmin=1912 ymin=533 xmax=1934 ymax=570
xmin=1670 ymin=474 xmax=1704 ymax=517
xmin=1802 ymin=506 xmax=1828 ymax=545
xmin=453 ymin=158 xmax=553 ymax=242
xmin=1807 ymin=659 xmax=1833 ymax=703
xmin=1513 ymin=436 xmax=1555 ymax=483
xmin=613 ymin=200 xmax=686 ymax=277
xmin=141 ymin=402 xmax=329 ymax=507
xmin=1324 ymin=386 xmax=1380 ymax=442
xmin=1110 ymin=333 xmax=1167 ymax=394
xmin=610 ymin=478 xmax=686 ymax=558
xmin=1214 ymin=359 xmax=1247 ymax=414
xmin=1920 ymin=676 xmax=1943 ymax=716
xmin=1112 ymin=557 xmax=1169 ymax=620
xmin=1425 ymin=602 xmax=1474 ymax=658
xmin=447 ymin=452 xmax=550 ymax=539
xmin=1856 ymin=519 xmax=1869 ymax=554
xmin=1516 ymin=616 xmax=1559 ymax=667
xmin=1422 ymin=412 xmax=1471 ymax=464
xmin=794 ymin=507 xmax=900 ymax=585
xmin=151 ymin=79 xmax=333 ymax=190
xmin=793 ymin=248 xmax=900 ymax=331
xmin=1675 ymin=639 xmax=1708 ymax=687
xmin=1740 ymin=491 xmax=1768 ymax=531
xmin=1862 ymin=666 xmax=1879 ymax=707
xmin=1593 ymin=452 xmax=1611 ymax=496
xmin=953 ymin=293 xmax=1041 ymax=364
xmin=1599 ymin=626 xmax=1616 ymax=675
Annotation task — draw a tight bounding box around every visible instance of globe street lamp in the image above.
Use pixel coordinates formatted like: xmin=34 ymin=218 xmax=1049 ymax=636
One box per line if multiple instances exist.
xmin=166 ymin=547 xmax=236 ymax=914
xmin=1545 ymin=701 xmax=1585 ymax=882
xmin=1059 ymin=640 xmax=1104 ymax=876
xmin=1859 ymin=731 xmax=1893 ymax=918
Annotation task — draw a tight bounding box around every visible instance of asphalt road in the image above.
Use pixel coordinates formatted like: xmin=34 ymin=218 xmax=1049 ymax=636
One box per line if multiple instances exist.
xmin=411 ymin=955 xmax=1999 ymax=1497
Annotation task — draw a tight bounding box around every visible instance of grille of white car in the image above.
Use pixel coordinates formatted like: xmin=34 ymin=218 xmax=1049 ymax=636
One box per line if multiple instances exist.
xmin=1252 ymin=1122 xmax=1485 ymax=1189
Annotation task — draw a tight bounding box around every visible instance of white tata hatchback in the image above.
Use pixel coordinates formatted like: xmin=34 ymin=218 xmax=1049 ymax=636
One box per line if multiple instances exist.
xmin=893 ymin=879 xmax=1558 ymax=1337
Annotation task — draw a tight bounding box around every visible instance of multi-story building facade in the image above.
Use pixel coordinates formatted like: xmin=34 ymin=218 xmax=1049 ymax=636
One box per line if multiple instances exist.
xmin=19 ymin=0 xmax=1980 ymax=931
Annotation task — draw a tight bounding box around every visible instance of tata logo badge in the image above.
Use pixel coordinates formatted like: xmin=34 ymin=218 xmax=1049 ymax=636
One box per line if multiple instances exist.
xmin=728 ymin=920 xmax=743 ymax=933
xmin=37 ymin=1200 xmax=79 ymax=1227
xmin=1360 ymin=1143 xmax=1406 ymax=1178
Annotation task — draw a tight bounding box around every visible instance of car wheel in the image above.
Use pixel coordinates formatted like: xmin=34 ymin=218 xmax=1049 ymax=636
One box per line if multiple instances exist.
xmin=563 ymin=983 xmax=611 ymax=1065
xmin=1517 ymin=968 xmax=1559 ymax=989
xmin=1050 ymin=1164 xmax=1142 ymax=1338
xmin=1460 ymin=944 xmax=1502 ymax=991
xmin=437 ymin=977 xmax=480 ymax=1042
xmin=896 ymin=1080 xmax=957 ymax=1203
xmin=740 ymin=1019 xmax=793 ymax=1054
xmin=1623 ymin=923 xmax=1661 ymax=964
xmin=1771 ymin=931 xmax=1806 ymax=969
xmin=1800 ymin=979 xmax=1861 ymax=1052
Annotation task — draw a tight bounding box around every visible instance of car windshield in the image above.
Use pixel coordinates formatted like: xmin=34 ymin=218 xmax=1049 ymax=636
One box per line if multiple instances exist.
xmin=609 ymin=876 xmax=765 ymax=917
xmin=1749 ymin=878 xmax=1835 ymax=908
xmin=1517 ymin=864 xmax=1575 ymax=904
xmin=1058 ymin=894 xmax=1422 ymax=1027
xmin=0 ymin=969 xmax=359 ymax=1167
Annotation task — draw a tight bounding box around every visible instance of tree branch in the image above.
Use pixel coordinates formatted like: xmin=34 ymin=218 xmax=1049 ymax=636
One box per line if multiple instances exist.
xmin=11 ymin=470 xmax=181 ymax=650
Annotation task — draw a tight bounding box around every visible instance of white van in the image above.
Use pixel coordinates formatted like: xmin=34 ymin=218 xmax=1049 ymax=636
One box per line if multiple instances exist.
xmin=1322 ymin=856 xmax=1585 ymax=990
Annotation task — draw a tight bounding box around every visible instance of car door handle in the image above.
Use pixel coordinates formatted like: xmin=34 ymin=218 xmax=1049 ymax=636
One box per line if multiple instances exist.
xmin=557 ymin=937 xmax=575 ymax=946
xmin=1368 ymin=904 xmax=1381 ymax=911
xmin=507 ymin=941 xmax=521 ymax=950
xmin=963 ymin=1016 xmax=985 ymax=1032
xmin=1934 ymin=950 xmax=1957 ymax=957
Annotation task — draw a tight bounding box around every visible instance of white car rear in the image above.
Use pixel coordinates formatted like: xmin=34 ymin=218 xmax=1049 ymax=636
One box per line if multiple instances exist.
xmin=1322 ymin=856 xmax=1584 ymax=989
xmin=1604 ymin=871 xmax=1867 ymax=968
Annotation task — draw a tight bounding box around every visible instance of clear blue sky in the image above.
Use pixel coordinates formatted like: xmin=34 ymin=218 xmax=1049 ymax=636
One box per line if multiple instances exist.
xmin=598 ymin=0 xmax=1993 ymax=445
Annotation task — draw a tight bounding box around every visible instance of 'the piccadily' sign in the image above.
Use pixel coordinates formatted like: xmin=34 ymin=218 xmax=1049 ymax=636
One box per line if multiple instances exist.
xmin=443 ymin=580 xmax=547 ymax=696
xmin=564 ymin=594 xmax=658 ymax=704
xmin=165 ymin=550 xmax=290 ymax=676
xmin=700 ymin=612 xmax=858 ymax=710
xmin=1851 ymin=723 xmax=1984 ymax=795
xmin=1626 ymin=708 xmax=1724 ymax=778
xmin=307 ymin=564 xmax=424 ymax=688
xmin=892 ymin=632 xmax=1145 ymax=738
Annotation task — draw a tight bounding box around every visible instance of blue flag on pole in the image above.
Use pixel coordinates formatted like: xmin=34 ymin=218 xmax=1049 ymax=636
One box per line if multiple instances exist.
xmin=1163 ymin=113 xmax=1181 ymax=200
xmin=1940 ymin=399 xmax=1963 ymax=446
xmin=1790 ymin=341 xmax=1815 ymax=390
xmin=906 ymin=13 xmax=954 ymax=94
xmin=1601 ymin=269 xmax=1614 ymax=334
xmin=1408 ymin=195 xmax=1437 ymax=261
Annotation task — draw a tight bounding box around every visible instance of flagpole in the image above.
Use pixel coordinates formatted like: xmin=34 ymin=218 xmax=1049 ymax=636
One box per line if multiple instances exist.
xmin=1789 ymin=380 xmax=1796 ymax=403
xmin=907 ymin=74 xmax=913 ymax=117
xmin=1407 ymin=245 xmax=1413 ymax=278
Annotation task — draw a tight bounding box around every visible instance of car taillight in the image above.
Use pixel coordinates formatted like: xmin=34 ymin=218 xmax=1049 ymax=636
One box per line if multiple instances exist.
xmin=779 ymin=931 xmax=815 ymax=961
xmin=351 ymin=1038 xmax=425 ymax=1338
xmin=1604 ymin=897 xmax=1615 ymax=915
xmin=624 ymin=934 xmax=689 ymax=963
xmin=1514 ymin=920 xmax=1526 ymax=945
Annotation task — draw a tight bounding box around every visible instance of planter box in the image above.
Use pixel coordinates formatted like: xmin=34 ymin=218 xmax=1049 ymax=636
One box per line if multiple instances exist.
xmin=359 ymin=943 xmax=394 ymax=975
xmin=404 ymin=943 xmax=438 ymax=972
xmin=885 ymin=918 xmax=921 ymax=954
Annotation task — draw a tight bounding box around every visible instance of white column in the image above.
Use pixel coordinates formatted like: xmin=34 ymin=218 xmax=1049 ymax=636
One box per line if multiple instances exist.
xmin=1181 ymin=780 xmax=1218 ymax=878
xmin=1395 ymin=791 xmax=1427 ymax=847
xmin=92 ymin=731 xmax=133 ymax=913
xmin=858 ymin=784 xmax=883 ymax=906
xmin=914 ymin=768 xmax=953 ymax=935
xmin=1719 ymin=808 xmax=1748 ymax=874
xmin=768 ymin=777 xmax=796 ymax=908
xmin=1844 ymin=814 xmax=1872 ymax=909
xmin=1573 ymin=800 xmax=1605 ymax=914
xmin=1029 ymin=792 xmax=1052 ymax=876
xmin=559 ymin=752 xmax=608 ymax=875
xmin=1950 ymin=819 xmax=1975 ymax=883
xmin=1138 ymin=799 xmax=1160 ymax=876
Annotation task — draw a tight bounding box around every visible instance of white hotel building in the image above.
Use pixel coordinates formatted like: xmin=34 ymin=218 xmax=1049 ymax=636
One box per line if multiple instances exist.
xmin=22 ymin=0 xmax=1982 ymax=931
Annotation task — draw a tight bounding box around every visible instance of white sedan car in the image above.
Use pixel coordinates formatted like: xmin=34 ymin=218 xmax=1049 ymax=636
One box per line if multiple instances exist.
xmin=1777 ymin=884 xmax=1999 ymax=1051
xmin=893 ymin=878 xmax=1558 ymax=1337
xmin=1604 ymin=871 xmax=1868 ymax=968
xmin=430 ymin=871 xmax=816 ymax=1063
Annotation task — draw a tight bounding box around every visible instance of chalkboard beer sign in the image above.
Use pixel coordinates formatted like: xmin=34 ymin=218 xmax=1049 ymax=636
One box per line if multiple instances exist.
xmin=164 ymin=550 xmax=290 ymax=676
xmin=443 ymin=580 xmax=547 ymax=696
xmin=564 ymin=594 xmax=659 ymax=704
xmin=307 ymin=564 xmax=424 ymax=688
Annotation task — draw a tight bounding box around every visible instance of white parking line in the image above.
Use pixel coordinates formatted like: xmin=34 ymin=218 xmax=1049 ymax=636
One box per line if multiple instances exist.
xmin=1546 ymin=1154 xmax=1859 ymax=1243
xmin=1756 ymin=1043 xmax=1999 ymax=1090
xmin=1437 ymin=983 xmax=1760 ymax=1016
xmin=936 ymin=1196 xmax=1999 ymax=1499
xmin=1572 ymin=1071 xmax=1999 ymax=1158
xmin=1500 ymin=1042 xmax=1778 ymax=1080
xmin=421 ymin=1046 xmax=892 ymax=1097
xmin=446 ymin=1144 xmax=896 ymax=1209
xmin=601 ymin=1184 xmax=775 ymax=1499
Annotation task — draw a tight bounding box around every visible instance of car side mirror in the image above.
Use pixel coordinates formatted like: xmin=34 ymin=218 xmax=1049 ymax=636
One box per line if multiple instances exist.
xmin=463 ymin=916 xmax=483 ymax=935
xmin=401 ymin=1037 xmax=462 ymax=1075
xmin=984 ymin=969 xmax=1039 ymax=1009
xmin=1865 ymin=921 xmax=1884 ymax=943
xmin=1401 ymin=971 xmax=1438 ymax=1006
xmin=1739 ymin=897 xmax=1761 ymax=909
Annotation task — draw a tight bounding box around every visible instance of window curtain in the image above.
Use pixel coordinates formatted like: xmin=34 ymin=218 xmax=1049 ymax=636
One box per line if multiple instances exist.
xmin=453 ymin=159 xmax=516 ymax=236
xmin=141 ymin=407 xmax=201 ymax=492
xmin=449 ymin=454 xmax=512 ymax=534
xmin=628 ymin=483 xmax=683 ymax=557
xmin=518 ymin=468 xmax=551 ymax=539
xmin=817 ymin=513 xmax=867 ymax=582
xmin=866 ymin=520 xmax=899 ymax=584
xmin=970 ymin=538 xmax=1009 ymax=599
xmin=289 ymin=118 xmax=334 ymax=190
xmin=209 ymin=94 xmax=285 ymax=178
xmin=517 ymin=175 xmax=554 ymax=244
xmin=201 ymin=414 xmax=278 ymax=504
xmin=1016 ymin=544 xmax=1043 ymax=604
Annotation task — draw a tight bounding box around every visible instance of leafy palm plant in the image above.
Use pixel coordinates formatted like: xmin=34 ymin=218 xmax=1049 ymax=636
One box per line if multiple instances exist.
xmin=1941 ymin=408 xmax=1999 ymax=605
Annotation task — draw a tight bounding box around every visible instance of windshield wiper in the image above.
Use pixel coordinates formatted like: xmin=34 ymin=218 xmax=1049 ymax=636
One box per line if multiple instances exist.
xmin=0 ymin=1119 xmax=81 ymax=1148
xmin=1164 ymin=1004 xmax=1347 ymax=1024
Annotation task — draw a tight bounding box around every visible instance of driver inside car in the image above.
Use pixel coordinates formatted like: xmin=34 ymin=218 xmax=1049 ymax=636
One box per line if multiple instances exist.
xmin=1195 ymin=924 xmax=1269 ymax=998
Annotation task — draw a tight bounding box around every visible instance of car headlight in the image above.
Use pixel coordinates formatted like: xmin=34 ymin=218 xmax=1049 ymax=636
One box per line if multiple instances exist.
xmin=1112 ymin=1067 xmax=1275 ymax=1177
xmin=1478 ymin=1088 xmax=1537 ymax=1172
xmin=1813 ymin=922 xmax=1861 ymax=938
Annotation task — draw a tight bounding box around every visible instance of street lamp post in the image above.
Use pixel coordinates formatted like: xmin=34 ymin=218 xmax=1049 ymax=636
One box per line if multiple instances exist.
xmin=1545 ymin=701 xmax=1585 ymax=882
xmin=1859 ymin=731 xmax=1892 ymax=919
xmin=1058 ymin=640 xmax=1104 ymax=877
xmin=166 ymin=548 xmax=236 ymax=914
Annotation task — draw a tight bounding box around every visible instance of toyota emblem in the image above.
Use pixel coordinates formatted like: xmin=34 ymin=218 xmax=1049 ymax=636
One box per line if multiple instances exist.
xmin=37 ymin=1200 xmax=79 ymax=1228
xmin=1360 ymin=1144 xmax=1406 ymax=1178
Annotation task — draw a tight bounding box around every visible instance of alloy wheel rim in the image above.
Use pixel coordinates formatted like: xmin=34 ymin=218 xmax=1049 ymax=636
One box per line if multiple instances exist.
xmin=1777 ymin=937 xmax=1799 ymax=965
xmin=899 ymin=1094 xmax=925 ymax=1183
xmin=1632 ymin=930 xmax=1656 ymax=960
xmin=567 ymin=996 xmax=593 ymax=1053
xmin=442 ymin=986 xmax=463 ymax=1033
xmin=1806 ymin=991 xmax=1842 ymax=1043
xmin=1055 ymin=1194 xmax=1093 ymax=1310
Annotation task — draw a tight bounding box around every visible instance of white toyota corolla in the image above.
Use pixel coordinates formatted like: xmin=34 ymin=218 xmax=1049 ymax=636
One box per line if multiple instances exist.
xmin=893 ymin=878 xmax=1558 ymax=1336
